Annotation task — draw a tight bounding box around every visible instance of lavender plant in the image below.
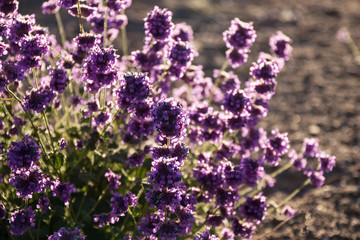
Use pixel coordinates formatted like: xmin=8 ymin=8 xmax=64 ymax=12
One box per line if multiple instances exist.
xmin=0 ymin=0 xmax=336 ymax=239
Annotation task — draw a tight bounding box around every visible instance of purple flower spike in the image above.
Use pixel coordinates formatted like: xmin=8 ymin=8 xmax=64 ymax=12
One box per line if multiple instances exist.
xmin=93 ymin=212 xmax=120 ymax=227
xmin=20 ymin=34 xmax=49 ymax=58
xmin=9 ymin=167 xmax=47 ymax=199
xmin=51 ymin=180 xmax=76 ymax=206
xmin=239 ymin=193 xmax=267 ymax=224
xmin=49 ymin=66 xmax=69 ymax=93
xmin=169 ymin=40 xmax=196 ymax=68
xmin=318 ymin=154 xmax=336 ymax=172
xmin=57 ymin=0 xmax=77 ymax=9
xmin=105 ymin=169 xmax=121 ymax=193
xmin=0 ymin=0 xmax=18 ymax=15
xmin=36 ymin=196 xmax=50 ymax=213
xmin=48 ymin=227 xmax=86 ymax=240
xmin=148 ymin=157 xmax=182 ymax=191
xmin=42 ymin=0 xmax=59 ymax=14
xmin=302 ymin=138 xmax=319 ymax=158
xmin=9 ymin=207 xmax=35 ymax=236
xmin=226 ymin=48 xmax=248 ymax=68
xmin=152 ymin=98 xmax=189 ymax=141
xmin=58 ymin=138 xmax=67 ymax=150
xmin=194 ymin=228 xmax=220 ymax=240
xmin=250 ymin=55 xmax=280 ymax=81
xmin=282 ymin=205 xmax=296 ymax=218
xmin=222 ymin=89 xmax=252 ymax=116
xmin=269 ymin=31 xmax=293 ymax=60
xmin=110 ymin=192 xmax=138 ymax=216
xmin=232 ymin=218 xmax=255 ymax=239
xmin=223 ymin=18 xmax=256 ymax=51
xmin=115 ymin=72 xmax=151 ymax=110
xmin=144 ymin=6 xmax=174 ymax=41
xmin=23 ymin=86 xmax=56 ymax=113
xmin=7 ymin=135 xmax=41 ymax=172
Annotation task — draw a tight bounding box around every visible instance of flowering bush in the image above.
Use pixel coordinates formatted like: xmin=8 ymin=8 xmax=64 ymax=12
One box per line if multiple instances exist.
xmin=0 ymin=0 xmax=335 ymax=239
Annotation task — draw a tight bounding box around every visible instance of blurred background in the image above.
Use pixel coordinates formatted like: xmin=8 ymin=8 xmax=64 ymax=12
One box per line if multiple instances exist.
xmin=19 ymin=0 xmax=360 ymax=239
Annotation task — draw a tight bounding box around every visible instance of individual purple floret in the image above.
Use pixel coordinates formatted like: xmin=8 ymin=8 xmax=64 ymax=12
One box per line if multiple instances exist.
xmin=9 ymin=207 xmax=35 ymax=236
xmin=23 ymin=86 xmax=56 ymax=113
xmin=138 ymin=213 xmax=163 ymax=236
xmin=115 ymin=72 xmax=151 ymax=110
xmin=94 ymin=110 xmax=112 ymax=126
xmin=9 ymin=167 xmax=47 ymax=199
xmin=93 ymin=212 xmax=120 ymax=227
xmin=194 ymin=228 xmax=220 ymax=240
xmin=0 ymin=0 xmax=18 ymax=15
xmin=226 ymin=48 xmax=248 ymax=68
xmin=0 ymin=75 xmax=8 ymax=92
xmin=318 ymin=154 xmax=336 ymax=172
xmin=144 ymin=6 xmax=174 ymax=41
xmin=49 ymin=66 xmax=69 ymax=93
xmin=146 ymin=187 xmax=182 ymax=212
xmin=36 ymin=196 xmax=50 ymax=213
xmin=222 ymin=89 xmax=252 ymax=116
xmin=148 ymin=157 xmax=182 ymax=191
xmin=223 ymin=18 xmax=256 ymax=51
xmin=57 ymin=0 xmax=77 ymax=9
xmin=152 ymin=98 xmax=189 ymax=141
xmin=133 ymin=99 xmax=153 ymax=119
xmin=151 ymin=142 xmax=189 ymax=163
xmin=1 ymin=61 xmax=25 ymax=83
xmin=42 ymin=0 xmax=59 ymax=14
xmin=0 ymin=202 xmax=6 ymax=219
xmin=105 ymin=169 xmax=121 ymax=193
xmin=269 ymin=31 xmax=292 ymax=60
xmin=231 ymin=218 xmax=255 ymax=239
xmin=107 ymin=0 xmax=132 ymax=12
xmin=84 ymin=45 xmax=118 ymax=93
xmin=58 ymin=138 xmax=67 ymax=150
xmin=48 ymin=227 xmax=86 ymax=240
xmin=282 ymin=205 xmax=296 ymax=218
xmin=239 ymin=193 xmax=267 ymax=224
xmin=126 ymin=152 xmax=145 ymax=168
xmin=215 ymin=187 xmax=240 ymax=208
xmin=288 ymin=149 xmax=307 ymax=171
xmin=169 ymin=40 xmax=196 ymax=68
xmin=20 ymin=34 xmax=49 ymax=58
xmin=110 ymin=192 xmax=138 ymax=216
xmin=51 ymin=180 xmax=76 ymax=206
xmin=127 ymin=118 xmax=155 ymax=139
xmin=74 ymin=33 xmax=101 ymax=51
xmin=250 ymin=55 xmax=280 ymax=81
xmin=302 ymin=138 xmax=319 ymax=158
xmin=305 ymin=168 xmax=325 ymax=188
xmin=0 ymin=40 xmax=8 ymax=56
xmin=7 ymin=135 xmax=41 ymax=172
xmin=172 ymin=22 xmax=194 ymax=43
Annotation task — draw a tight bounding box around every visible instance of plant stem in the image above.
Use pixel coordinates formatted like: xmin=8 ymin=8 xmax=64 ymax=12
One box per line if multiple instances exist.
xmin=27 ymin=227 xmax=35 ymax=240
xmin=270 ymin=162 xmax=293 ymax=178
xmin=208 ymin=60 xmax=228 ymax=103
xmin=42 ymin=111 xmax=55 ymax=153
xmin=89 ymin=186 xmax=109 ymax=214
xmin=77 ymin=0 xmax=84 ymax=33
xmin=121 ymin=10 xmax=128 ymax=56
xmin=268 ymin=179 xmax=311 ymax=214
xmin=55 ymin=11 xmax=66 ymax=47
xmin=103 ymin=1 xmax=109 ymax=47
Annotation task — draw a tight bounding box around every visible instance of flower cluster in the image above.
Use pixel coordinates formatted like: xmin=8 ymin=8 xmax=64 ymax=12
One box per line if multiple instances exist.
xmin=0 ymin=1 xmax=336 ymax=240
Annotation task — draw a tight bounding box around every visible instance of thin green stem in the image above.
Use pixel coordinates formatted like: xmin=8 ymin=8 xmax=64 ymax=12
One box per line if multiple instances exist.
xmin=270 ymin=162 xmax=293 ymax=178
xmin=77 ymin=0 xmax=84 ymax=33
xmin=121 ymin=9 xmax=128 ymax=56
xmin=55 ymin=11 xmax=66 ymax=47
xmin=268 ymin=179 xmax=311 ymax=214
xmin=208 ymin=60 xmax=228 ymax=104
xmin=27 ymin=227 xmax=35 ymax=240
xmin=89 ymin=186 xmax=109 ymax=214
xmin=103 ymin=1 xmax=109 ymax=47
xmin=42 ymin=112 xmax=55 ymax=153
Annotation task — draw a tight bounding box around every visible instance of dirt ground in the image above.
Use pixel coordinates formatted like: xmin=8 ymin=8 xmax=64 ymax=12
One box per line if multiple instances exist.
xmin=19 ymin=0 xmax=360 ymax=239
